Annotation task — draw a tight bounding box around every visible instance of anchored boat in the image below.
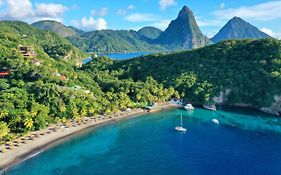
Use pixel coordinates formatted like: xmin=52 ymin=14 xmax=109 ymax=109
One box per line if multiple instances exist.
xmin=175 ymin=114 xmax=187 ymax=132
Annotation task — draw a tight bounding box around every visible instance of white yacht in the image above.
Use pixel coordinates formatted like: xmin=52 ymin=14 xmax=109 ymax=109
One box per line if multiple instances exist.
xmin=212 ymin=119 xmax=220 ymax=125
xmin=175 ymin=114 xmax=187 ymax=132
xmin=184 ymin=104 xmax=194 ymax=110
xmin=203 ymin=104 xmax=216 ymax=111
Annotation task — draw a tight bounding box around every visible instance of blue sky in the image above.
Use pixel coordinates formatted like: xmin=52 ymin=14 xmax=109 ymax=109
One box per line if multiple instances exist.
xmin=0 ymin=0 xmax=281 ymax=38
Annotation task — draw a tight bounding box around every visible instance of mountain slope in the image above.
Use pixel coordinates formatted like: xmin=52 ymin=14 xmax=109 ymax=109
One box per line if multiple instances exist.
xmin=212 ymin=17 xmax=271 ymax=43
xmin=68 ymin=26 xmax=85 ymax=35
xmin=32 ymin=20 xmax=78 ymax=38
xmin=1 ymin=21 xmax=86 ymax=63
xmin=155 ymin=6 xmax=211 ymax=50
xmin=68 ymin=30 xmax=165 ymax=53
xmin=137 ymin=27 xmax=162 ymax=40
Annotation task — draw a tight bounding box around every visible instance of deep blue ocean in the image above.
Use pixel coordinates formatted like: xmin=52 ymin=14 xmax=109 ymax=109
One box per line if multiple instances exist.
xmin=4 ymin=107 xmax=281 ymax=175
xmin=83 ymin=52 xmax=152 ymax=64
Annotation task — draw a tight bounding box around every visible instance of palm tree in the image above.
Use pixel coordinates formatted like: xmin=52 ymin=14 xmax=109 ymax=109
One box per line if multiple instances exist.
xmin=24 ymin=118 xmax=34 ymax=130
xmin=0 ymin=122 xmax=9 ymax=144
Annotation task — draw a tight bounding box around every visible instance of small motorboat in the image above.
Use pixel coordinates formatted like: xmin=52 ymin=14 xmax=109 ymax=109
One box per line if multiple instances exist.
xmin=212 ymin=119 xmax=220 ymax=125
xmin=184 ymin=104 xmax=194 ymax=111
xmin=175 ymin=114 xmax=187 ymax=132
xmin=203 ymin=104 xmax=216 ymax=111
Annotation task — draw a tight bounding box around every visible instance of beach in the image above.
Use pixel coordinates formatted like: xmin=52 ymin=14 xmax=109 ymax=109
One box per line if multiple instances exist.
xmin=0 ymin=103 xmax=179 ymax=172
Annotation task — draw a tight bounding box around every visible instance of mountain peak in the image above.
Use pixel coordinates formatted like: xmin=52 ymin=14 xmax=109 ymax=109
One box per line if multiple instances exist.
xmin=156 ymin=5 xmax=210 ymax=50
xmin=32 ymin=20 xmax=78 ymax=38
xmin=178 ymin=6 xmax=193 ymax=19
xmin=230 ymin=16 xmax=245 ymax=22
xmin=211 ymin=17 xmax=271 ymax=43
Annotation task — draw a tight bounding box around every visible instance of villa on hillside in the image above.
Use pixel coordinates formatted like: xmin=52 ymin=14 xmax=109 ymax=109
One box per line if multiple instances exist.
xmin=31 ymin=59 xmax=41 ymax=66
xmin=0 ymin=68 xmax=10 ymax=77
xmin=59 ymin=75 xmax=67 ymax=81
xmin=18 ymin=45 xmax=37 ymax=57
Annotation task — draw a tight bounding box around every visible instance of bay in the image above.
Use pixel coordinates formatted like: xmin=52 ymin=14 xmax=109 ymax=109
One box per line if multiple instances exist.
xmin=5 ymin=107 xmax=281 ymax=175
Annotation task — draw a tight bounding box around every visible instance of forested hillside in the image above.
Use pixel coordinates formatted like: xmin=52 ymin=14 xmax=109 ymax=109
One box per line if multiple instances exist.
xmin=32 ymin=20 xmax=78 ymax=38
xmin=0 ymin=21 xmax=175 ymax=142
xmin=137 ymin=27 xmax=163 ymax=40
xmin=68 ymin=29 xmax=165 ymax=53
xmin=110 ymin=39 xmax=281 ymax=107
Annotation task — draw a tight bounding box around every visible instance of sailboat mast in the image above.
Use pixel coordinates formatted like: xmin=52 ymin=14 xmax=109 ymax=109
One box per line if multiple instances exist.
xmin=180 ymin=114 xmax=183 ymax=126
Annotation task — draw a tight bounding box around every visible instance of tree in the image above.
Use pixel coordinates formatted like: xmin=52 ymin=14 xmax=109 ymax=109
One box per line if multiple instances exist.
xmin=0 ymin=122 xmax=10 ymax=142
xmin=24 ymin=118 xmax=34 ymax=130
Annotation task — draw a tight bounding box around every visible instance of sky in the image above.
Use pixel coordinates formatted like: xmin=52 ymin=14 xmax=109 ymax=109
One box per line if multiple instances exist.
xmin=0 ymin=0 xmax=281 ymax=38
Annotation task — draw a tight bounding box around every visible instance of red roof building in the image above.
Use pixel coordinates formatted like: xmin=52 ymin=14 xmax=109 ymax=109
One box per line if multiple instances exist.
xmin=60 ymin=75 xmax=67 ymax=81
xmin=0 ymin=69 xmax=10 ymax=77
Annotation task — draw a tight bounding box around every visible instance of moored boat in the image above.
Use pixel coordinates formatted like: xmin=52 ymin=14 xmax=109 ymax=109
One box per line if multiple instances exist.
xmin=212 ymin=119 xmax=220 ymax=125
xmin=175 ymin=114 xmax=187 ymax=132
xmin=203 ymin=104 xmax=216 ymax=111
xmin=184 ymin=104 xmax=194 ymax=110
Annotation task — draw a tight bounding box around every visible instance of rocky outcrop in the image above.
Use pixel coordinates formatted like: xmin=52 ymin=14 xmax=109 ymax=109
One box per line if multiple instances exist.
xmin=214 ymin=90 xmax=281 ymax=116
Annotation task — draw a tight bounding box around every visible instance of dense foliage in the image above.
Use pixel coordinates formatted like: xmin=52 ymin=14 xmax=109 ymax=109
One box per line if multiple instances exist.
xmin=110 ymin=39 xmax=281 ymax=107
xmin=0 ymin=21 xmax=176 ymax=142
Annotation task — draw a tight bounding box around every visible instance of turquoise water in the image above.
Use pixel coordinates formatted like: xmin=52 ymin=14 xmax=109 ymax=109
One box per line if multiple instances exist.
xmin=4 ymin=107 xmax=281 ymax=175
xmin=103 ymin=52 xmax=152 ymax=60
xmin=83 ymin=52 xmax=152 ymax=64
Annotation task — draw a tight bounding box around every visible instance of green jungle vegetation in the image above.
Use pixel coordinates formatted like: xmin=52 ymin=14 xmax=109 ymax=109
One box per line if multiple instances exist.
xmin=110 ymin=39 xmax=281 ymax=107
xmin=0 ymin=21 xmax=176 ymax=143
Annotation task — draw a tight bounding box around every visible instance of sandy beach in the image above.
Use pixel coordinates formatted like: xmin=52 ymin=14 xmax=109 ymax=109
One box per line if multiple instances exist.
xmin=0 ymin=103 xmax=179 ymax=172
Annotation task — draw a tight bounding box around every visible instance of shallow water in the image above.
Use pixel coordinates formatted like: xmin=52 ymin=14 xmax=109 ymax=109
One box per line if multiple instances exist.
xmin=4 ymin=107 xmax=281 ymax=175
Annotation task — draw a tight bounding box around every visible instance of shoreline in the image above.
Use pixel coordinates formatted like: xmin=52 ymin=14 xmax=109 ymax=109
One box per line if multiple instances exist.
xmin=0 ymin=103 xmax=179 ymax=173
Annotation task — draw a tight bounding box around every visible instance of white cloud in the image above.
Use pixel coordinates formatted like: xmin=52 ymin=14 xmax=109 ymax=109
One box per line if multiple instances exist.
xmin=0 ymin=0 xmax=4 ymax=6
xmin=4 ymin=0 xmax=33 ymax=20
xmin=214 ymin=1 xmax=281 ymax=21
xmin=152 ymin=20 xmax=170 ymax=30
xmin=220 ymin=3 xmax=225 ymax=9
xmin=159 ymin=0 xmax=177 ymax=10
xmin=125 ymin=13 xmax=158 ymax=22
xmin=261 ymin=28 xmax=281 ymax=39
xmin=127 ymin=5 xmax=135 ymax=10
xmin=35 ymin=3 xmax=67 ymax=18
xmin=72 ymin=17 xmax=107 ymax=31
xmin=116 ymin=5 xmax=135 ymax=16
xmin=196 ymin=18 xmax=224 ymax=27
xmin=71 ymin=4 xmax=79 ymax=10
xmin=117 ymin=9 xmax=127 ymax=16
xmin=0 ymin=0 xmax=68 ymax=22
xmin=91 ymin=7 xmax=108 ymax=17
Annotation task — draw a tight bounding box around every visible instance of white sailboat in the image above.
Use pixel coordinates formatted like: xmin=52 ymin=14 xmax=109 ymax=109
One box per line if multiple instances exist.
xmin=175 ymin=114 xmax=187 ymax=132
